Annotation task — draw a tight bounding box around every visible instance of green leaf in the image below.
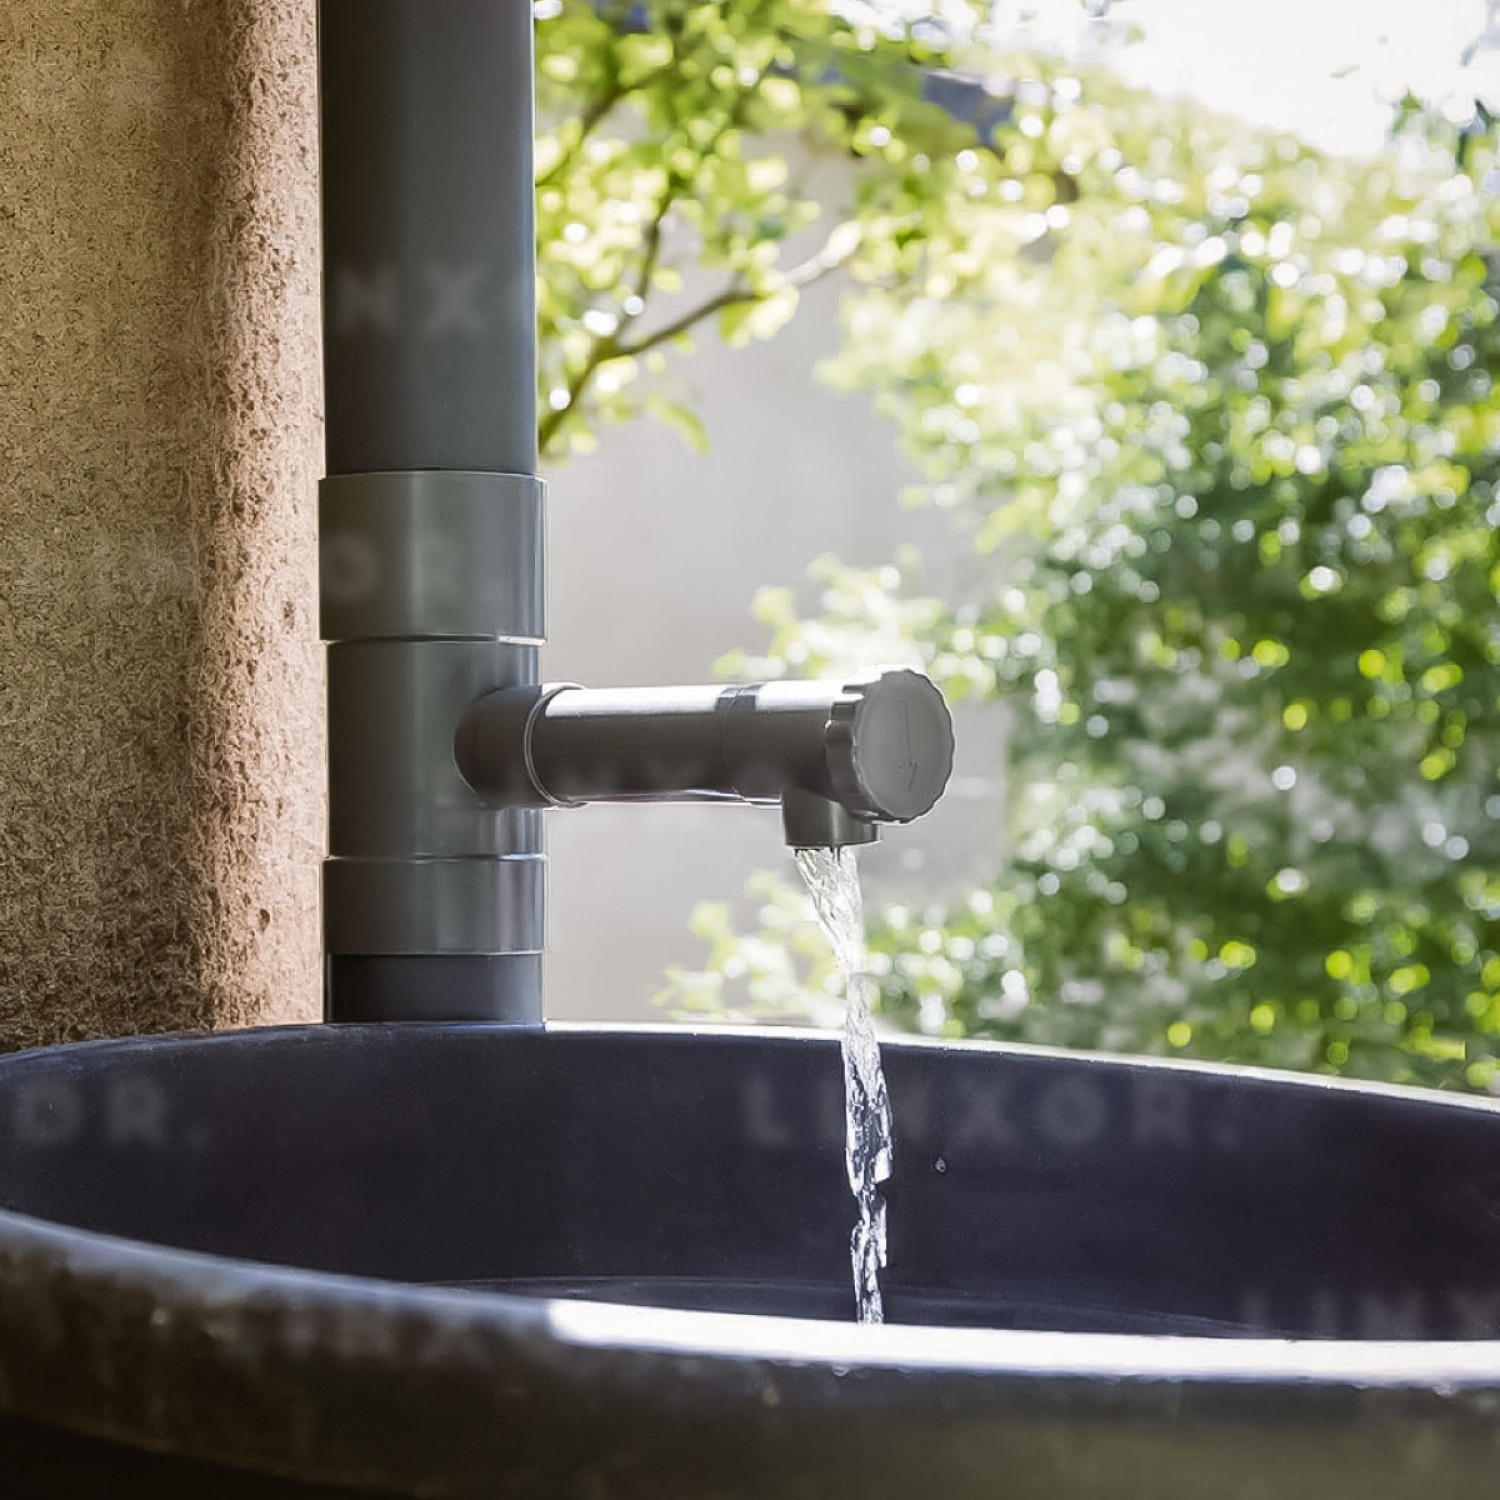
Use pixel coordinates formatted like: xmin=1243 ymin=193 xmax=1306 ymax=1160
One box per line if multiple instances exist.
xmin=645 ymin=394 xmax=711 ymax=454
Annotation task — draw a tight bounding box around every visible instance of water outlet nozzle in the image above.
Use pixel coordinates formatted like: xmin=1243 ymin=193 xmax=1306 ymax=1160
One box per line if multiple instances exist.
xmin=455 ymin=668 xmax=955 ymax=849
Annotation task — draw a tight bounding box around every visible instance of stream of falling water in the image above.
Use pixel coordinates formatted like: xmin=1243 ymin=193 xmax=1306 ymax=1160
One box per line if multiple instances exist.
xmin=794 ymin=846 xmax=892 ymax=1325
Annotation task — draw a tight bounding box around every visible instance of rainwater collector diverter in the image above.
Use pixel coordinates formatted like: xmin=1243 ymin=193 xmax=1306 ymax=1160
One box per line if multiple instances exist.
xmin=7 ymin=5 xmax=1500 ymax=1496
xmin=316 ymin=0 xmax=954 ymax=1024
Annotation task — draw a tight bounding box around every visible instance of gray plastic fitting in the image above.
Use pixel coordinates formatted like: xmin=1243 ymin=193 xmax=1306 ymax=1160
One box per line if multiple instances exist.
xmin=454 ymin=669 xmax=955 ymax=849
xmin=320 ymin=471 xmax=547 ymax=1023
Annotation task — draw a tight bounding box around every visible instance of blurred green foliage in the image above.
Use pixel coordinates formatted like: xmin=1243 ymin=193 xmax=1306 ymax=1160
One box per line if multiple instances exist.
xmin=538 ymin=4 xmax=1500 ymax=1091
xmin=535 ymin=0 xmax=1005 ymax=456
xmin=816 ymin=91 xmax=1500 ymax=1093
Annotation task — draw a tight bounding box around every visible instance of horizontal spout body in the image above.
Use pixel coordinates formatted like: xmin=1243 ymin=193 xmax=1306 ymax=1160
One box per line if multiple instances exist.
xmin=455 ymin=670 xmax=955 ymax=848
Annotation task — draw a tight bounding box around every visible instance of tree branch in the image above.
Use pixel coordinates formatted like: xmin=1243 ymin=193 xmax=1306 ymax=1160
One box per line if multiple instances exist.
xmin=612 ymin=285 xmax=758 ymax=360
xmin=537 ymin=57 xmax=689 ymax=190
xmin=538 ymin=19 xmax=854 ymax=458
xmin=539 ymin=227 xmax=860 ymax=457
xmin=537 ymin=86 xmax=624 ymax=190
xmin=611 ymin=236 xmax=857 ymax=360
xmin=538 ymin=185 xmax=680 ymax=456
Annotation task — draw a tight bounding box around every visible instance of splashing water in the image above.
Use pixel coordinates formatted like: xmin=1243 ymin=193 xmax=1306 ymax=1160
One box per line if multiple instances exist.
xmin=795 ymin=846 xmax=893 ymax=1325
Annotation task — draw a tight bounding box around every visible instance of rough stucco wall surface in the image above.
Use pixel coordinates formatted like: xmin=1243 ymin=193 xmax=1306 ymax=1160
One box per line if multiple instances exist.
xmin=0 ymin=0 xmax=323 ymax=1048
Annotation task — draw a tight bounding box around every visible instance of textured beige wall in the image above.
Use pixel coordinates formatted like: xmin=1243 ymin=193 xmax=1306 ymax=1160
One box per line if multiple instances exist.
xmin=0 ymin=0 xmax=322 ymax=1048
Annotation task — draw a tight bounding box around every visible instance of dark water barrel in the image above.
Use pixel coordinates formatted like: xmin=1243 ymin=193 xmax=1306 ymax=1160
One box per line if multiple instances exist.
xmin=1 ymin=1023 xmax=1499 ymax=1497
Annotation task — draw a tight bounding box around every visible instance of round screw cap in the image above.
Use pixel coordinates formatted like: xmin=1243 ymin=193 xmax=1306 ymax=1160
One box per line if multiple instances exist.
xmin=826 ymin=669 xmax=955 ymax=824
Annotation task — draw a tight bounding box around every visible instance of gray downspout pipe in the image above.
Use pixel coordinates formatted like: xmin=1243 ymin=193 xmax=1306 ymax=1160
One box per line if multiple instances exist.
xmin=318 ymin=0 xmax=545 ymax=1022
